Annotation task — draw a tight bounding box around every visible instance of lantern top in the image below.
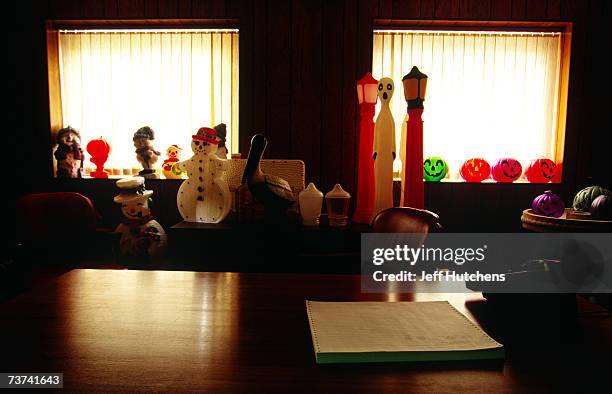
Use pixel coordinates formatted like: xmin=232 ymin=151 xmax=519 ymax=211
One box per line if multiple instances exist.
xmin=402 ymin=66 xmax=428 ymax=81
xmin=357 ymin=72 xmax=378 ymax=86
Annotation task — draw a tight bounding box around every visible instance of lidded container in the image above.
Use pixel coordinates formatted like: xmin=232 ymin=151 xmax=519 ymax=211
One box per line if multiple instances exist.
xmin=299 ymin=182 xmax=324 ymax=226
xmin=325 ymin=184 xmax=351 ymax=227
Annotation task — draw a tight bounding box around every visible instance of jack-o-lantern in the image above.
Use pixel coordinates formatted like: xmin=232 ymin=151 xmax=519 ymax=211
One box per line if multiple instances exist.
xmin=423 ymin=157 xmax=447 ymax=182
xmin=532 ymin=190 xmax=565 ymax=218
xmin=525 ymin=158 xmax=556 ymax=183
xmin=460 ymin=158 xmax=490 ymax=182
xmin=491 ymin=158 xmax=522 ymax=183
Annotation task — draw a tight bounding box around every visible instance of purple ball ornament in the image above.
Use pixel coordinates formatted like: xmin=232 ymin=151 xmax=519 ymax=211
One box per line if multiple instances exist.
xmin=532 ymin=190 xmax=565 ymax=218
xmin=590 ymin=195 xmax=612 ymax=220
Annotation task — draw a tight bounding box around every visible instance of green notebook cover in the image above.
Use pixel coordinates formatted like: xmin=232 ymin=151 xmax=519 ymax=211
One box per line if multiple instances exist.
xmin=306 ymin=300 xmax=504 ymax=364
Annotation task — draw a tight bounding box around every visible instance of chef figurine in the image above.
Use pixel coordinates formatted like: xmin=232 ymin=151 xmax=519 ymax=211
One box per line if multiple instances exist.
xmin=133 ymin=126 xmax=161 ymax=179
xmin=114 ymin=176 xmax=167 ymax=262
xmin=175 ymin=127 xmax=232 ymax=223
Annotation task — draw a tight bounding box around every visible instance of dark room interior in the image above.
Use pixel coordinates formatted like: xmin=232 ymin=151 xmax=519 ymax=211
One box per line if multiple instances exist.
xmin=5 ymin=0 xmax=611 ymax=392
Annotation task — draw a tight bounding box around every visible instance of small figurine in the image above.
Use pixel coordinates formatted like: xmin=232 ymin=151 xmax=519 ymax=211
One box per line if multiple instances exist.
xmin=175 ymin=127 xmax=232 ymax=223
xmin=114 ymin=176 xmax=167 ymax=262
xmin=373 ymin=77 xmax=396 ymax=215
xmin=86 ymin=137 xmax=111 ymax=178
xmin=54 ymin=126 xmax=84 ymax=178
xmin=133 ymin=126 xmax=161 ymax=179
xmin=242 ymin=134 xmax=296 ymax=216
xmin=214 ymin=123 xmax=229 ymax=159
xmin=162 ymin=145 xmax=184 ymax=179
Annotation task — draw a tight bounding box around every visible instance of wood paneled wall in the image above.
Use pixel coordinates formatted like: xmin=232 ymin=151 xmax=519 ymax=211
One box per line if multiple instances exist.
xmin=13 ymin=0 xmax=609 ymax=232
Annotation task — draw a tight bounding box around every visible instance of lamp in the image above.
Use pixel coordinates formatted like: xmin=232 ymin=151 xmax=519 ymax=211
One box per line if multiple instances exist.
xmin=402 ymin=66 xmax=428 ymax=208
xmin=353 ymin=72 xmax=379 ymax=224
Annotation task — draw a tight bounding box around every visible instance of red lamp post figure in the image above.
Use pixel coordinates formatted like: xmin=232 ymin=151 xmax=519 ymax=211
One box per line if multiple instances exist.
xmin=87 ymin=137 xmax=111 ymax=178
xmin=353 ymin=72 xmax=379 ymax=224
xmin=401 ymin=66 xmax=428 ymax=209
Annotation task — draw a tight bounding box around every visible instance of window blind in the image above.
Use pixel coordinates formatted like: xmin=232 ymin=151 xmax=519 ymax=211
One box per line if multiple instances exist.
xmin=58 ymin=29 xmax=239 ymax=170
xmin=372 ymin=30 xmax=562 ymax=178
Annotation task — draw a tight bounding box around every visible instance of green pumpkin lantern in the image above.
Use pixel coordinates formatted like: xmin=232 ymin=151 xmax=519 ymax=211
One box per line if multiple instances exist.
xmin=423 ymin=157 xmax=448 ymax=182
xmin=572 ymin=186 xmax=612 ymax=211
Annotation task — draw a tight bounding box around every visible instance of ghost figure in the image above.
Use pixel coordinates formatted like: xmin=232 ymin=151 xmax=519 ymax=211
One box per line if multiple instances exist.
xmin=114 ymin=177 xmax=167 ymax=262
xmin=373 ymin=77 xmax=396 ymax=215
xmin=175 ymin=127 xmax=232 ymax=223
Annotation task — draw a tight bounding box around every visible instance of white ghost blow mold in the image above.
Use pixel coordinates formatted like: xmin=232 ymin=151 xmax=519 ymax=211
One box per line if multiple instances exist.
xmin=373 ymin=77 xmax=396 ymax=215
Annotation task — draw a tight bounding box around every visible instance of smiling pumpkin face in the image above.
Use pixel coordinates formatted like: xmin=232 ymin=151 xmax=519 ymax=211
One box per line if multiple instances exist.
xmin=491 ymin=158 xmax=522 ymax=183
xmin=460 ymin=158 xmax=491 ymax=182
xmin=423 ymin=157 xmax=447 ymax=182
xmin=525 ymin=158 xmax=556 ymax=183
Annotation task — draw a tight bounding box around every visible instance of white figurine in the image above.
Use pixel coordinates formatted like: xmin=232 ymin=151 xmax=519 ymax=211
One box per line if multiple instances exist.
xmin=175 ymin=127 xmax=232 ymax=223
xmin=114 ymin=177 xmax=167 ymax=261
xmin=373 ymin=77 xmax=396 ymax=215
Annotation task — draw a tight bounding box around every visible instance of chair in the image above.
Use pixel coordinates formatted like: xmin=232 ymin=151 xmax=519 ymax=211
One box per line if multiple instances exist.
xmin=371 ymin=207 xmax=442 ymax=233
xmin=15 ymin=192 xmax=118 ymax=266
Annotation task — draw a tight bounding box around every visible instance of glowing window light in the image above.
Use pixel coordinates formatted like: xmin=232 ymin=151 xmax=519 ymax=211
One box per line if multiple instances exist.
xmin=57 ymin=29 xmax=239 ymax=171
xmin=372 ymin=30 xmax=562 ymax=180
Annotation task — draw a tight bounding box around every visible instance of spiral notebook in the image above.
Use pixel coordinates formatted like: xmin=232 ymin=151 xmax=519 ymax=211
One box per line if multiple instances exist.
xmin=306 ymin=300 xmax=504 ymax=364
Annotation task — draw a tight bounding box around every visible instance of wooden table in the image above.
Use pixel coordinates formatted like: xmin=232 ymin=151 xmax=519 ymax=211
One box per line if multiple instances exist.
xmin=1 ymin=269 xmax=610 ymax=392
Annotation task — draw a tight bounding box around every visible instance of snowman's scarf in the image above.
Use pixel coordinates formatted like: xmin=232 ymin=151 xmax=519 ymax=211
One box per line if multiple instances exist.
xmin=123 ymin=214 xmax=154 ymax=236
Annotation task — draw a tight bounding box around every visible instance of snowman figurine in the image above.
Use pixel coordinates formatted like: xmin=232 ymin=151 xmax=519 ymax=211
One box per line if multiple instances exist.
xmin=162 ymin=145 xmax=184 ymax=179
xmin=114 ymin=176 xmax=167 ymax=262
xmin=175 ymin=127 xmax=231 ymax=223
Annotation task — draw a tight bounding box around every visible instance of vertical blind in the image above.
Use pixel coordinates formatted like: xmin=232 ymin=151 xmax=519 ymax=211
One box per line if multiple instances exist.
xmin=58 ymin=29 xmax=239 ymax=169
xmin=372 ymin=30 xmax=562 ymax=178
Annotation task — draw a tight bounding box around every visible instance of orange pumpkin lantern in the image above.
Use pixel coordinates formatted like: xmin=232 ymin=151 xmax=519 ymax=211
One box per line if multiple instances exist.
xmin=524 ymin=158 xmax=556 ymax=183
xmin=460 ymin=158 xmax=491 ymax=182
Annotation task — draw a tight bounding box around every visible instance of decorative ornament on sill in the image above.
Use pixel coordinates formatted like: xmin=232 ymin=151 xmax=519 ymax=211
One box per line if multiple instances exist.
xmin=532 ymin=190 xmax=565 ymax=218
xmin=242 ymin=134 xmax=296 ymax=218
xmin=491 ymin=158 xmax=522 ymax=183
xmin=590 ymin=195 xmax=612 ymax=220
xmin=460 ymin=158 xmax=491 ymax=182
xmin=423 ymin=157 xmax=447 ymax=182
xmin=401 ymin=66 xmax=428 ymax=208
xmin=113 ymin=176 xmax=167 ymax=261
xmin=299 ymin=182 xmax=324 ymax=226
xmin=214 ymin=123 xmax=229 ymax=159
xmin=373 ymin=77 xmax=396 ymax=215
xmin=524 ymin=158 xmax=556 ymax=183
xmin=572 ymin=186 xmax=612 ymax=212
xmin=175 ymin=127 xmax=232 ymax=223
xmin=86 ymin=136 xmax=111 ymax=178
xmin=133 ymin=126 xmax=161 ymax=179
xmin=353 ymin=72 xmax=378 ymax=224
xmin=162 ymin=145 xmax=184 ymax=179
xmin=326 ymin=184 xmax=351 ymax=227
xmin=54 ymin=126 xmax=84 ymax=179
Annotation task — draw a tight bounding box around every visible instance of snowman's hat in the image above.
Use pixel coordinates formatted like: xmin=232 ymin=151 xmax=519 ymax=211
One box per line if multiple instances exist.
xmin=113 ymin=176 xmax=153 ymax=203
xmin=192 ymin=127 xmax=220 ymax=144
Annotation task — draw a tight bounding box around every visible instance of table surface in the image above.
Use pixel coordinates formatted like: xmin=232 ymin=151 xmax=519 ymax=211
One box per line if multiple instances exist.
xmin=1 ymin=269 xmax=610 ymax=393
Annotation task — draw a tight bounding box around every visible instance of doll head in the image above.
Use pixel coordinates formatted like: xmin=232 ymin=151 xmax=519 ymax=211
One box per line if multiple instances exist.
xmin=57 ymin=126 xmax=81 ymax=146
xmin=166 ymin=145 xmax=182 ymax=159
xmin=133 ymin=126 xmax=155 ymax=149
xmin=191 ymin=127 xmax=220 ymax=155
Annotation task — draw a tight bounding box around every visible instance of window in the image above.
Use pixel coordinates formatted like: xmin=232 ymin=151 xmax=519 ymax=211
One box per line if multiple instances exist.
xmin=53 ymin=27 xmax=238 ymax=173
xmin=372 ymin=28 xmax=568 ymax=181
